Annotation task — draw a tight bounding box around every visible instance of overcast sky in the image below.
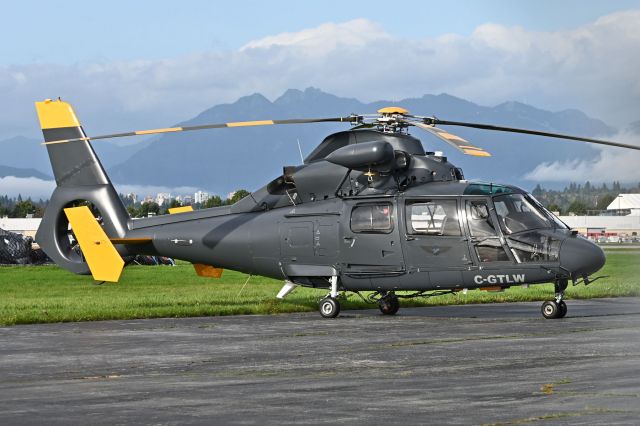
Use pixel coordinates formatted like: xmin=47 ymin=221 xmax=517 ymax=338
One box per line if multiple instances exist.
xmin=2 ymin=0 xmax=639 ymax=140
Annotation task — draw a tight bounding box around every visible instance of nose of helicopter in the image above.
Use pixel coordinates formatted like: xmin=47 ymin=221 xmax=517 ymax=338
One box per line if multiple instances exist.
xmin=559 ymin=235 xmax=606 ymax=278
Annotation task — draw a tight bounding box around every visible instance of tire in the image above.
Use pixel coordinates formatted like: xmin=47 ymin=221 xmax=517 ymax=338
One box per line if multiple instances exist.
xmin=541 ymin=300 xmax=559 ymax=319
xmin=557 ymin=301 xmax=567 ymax=318
xmin=319 ymin=297 xmax=340 ymax=318
xmin=379 ymin=294 xmax=400 ymax=316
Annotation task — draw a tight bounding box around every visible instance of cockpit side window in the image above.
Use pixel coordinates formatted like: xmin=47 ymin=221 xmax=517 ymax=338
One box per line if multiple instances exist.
xmin=406 ymin=200 xmax=461 ymax=236
xmin=493 ymin=194 xmax=551 ymax=235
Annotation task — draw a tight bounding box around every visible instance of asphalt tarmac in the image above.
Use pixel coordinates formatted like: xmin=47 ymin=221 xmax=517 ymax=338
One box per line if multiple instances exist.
xmin=1 ymin=298 xmax=640 ymax=425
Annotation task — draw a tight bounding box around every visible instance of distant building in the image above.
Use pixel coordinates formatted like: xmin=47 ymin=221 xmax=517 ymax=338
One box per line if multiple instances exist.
xmin=125 ymin=193 xmax=137 ymax=204
xmin=606 ymin=194 xmax=640 ymax=216
xmin=0 ymin=217 xmax=42 ymax=238
xmin=182 ymin=195 xmax=193 ymax=205
xmin=559 ymin=214 xmax=640 ymax=241
xmin=194 ymin=191 xmax=209 ymax=204
xmin=142 ymin=195 xmax=154 ymax=204
xmin=155 ymin=193 xmax=172 ymax=206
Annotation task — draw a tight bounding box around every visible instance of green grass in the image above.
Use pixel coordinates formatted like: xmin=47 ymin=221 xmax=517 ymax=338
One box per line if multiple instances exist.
xmin=0 ymin=250 xmax=638 ymax=326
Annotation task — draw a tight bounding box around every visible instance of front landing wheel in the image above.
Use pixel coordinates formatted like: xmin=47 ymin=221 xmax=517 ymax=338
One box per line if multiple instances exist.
xmin=319 ymin=297 xmax=340 ymax=318
xmin=541 ymin=300 xmax=562 ymax=319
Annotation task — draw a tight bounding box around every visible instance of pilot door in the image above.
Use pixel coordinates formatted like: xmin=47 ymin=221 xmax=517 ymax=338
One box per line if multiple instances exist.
xmin=339 ymin=199 xmax=404 ymax=290
xmin=401 ymin=197 xmax=472 ymax=289
xmin=461 ymin=198 xmax=516 ymax=285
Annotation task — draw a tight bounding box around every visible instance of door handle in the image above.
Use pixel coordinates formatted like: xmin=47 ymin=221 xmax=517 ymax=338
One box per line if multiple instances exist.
xmin=405 ymin=235 xmax=416 ymax=241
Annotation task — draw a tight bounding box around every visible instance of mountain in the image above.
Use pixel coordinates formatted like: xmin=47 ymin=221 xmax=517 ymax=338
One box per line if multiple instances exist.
xmin=110 ymin=88 xmax=614 ymax=194
xmin=0 ymin=135 xmax=152 ymax=177
xmin=0 ymin=165 xmax=50 ymax=180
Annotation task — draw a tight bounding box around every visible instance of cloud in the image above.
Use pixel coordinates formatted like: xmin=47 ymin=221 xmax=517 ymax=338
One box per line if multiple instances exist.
xmin=2 ymin=11 xmax=640 ymax=140
xmin=524 ymin=130 xmax=640 ymax=183
xmin=240 ymin=19 xmax=390 ymax=53
xmin=0 ymin=176 xmax=55 ymax=199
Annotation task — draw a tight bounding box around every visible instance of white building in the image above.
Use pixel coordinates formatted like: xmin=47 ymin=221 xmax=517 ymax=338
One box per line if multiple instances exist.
xmin=194 ymin=191 xmax=209 ymax=204
xmin=155 ymin=193 xmax=172 ymax=206
xmin=606 ymin=194 xmax=640 ymax=216
xmin=559 ymin=214 xmax=640 ymax=241
xmin=0 ymin=217 xmax=42 ymax=238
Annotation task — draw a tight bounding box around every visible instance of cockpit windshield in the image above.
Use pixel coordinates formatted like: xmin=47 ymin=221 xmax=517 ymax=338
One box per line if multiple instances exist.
xmin=493 ymin=193 xmax=554 ymax=235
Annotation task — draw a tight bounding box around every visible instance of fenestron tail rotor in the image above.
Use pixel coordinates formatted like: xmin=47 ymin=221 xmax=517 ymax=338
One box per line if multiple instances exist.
xmin=38 ymin=99 xmax=640 ymax=154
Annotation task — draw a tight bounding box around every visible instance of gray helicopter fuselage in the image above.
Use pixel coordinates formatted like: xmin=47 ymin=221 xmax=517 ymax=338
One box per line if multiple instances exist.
xmin=119 ymin=129 xmax=605 ymax=293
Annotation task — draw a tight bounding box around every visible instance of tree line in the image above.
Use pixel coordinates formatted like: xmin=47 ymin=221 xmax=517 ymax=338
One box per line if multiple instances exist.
xmin=2 ymin=182 xmax=639 ymax=218
xmin=121 ymin=190 xmax=251 ymax=218
xmin=0 ymin=190 xmax=251 ymax=219
xmin=0 ymin=195 xmax=47 ymax=218
xmin=531 ymin=181 xmax=640 ymax=215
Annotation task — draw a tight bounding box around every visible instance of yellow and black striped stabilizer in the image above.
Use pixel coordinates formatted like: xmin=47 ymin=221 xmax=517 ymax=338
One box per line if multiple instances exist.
xmin=34 ymin=99 xmax=110 ymax=187
xmin=64 ymin=206 xmax=124 ymax=283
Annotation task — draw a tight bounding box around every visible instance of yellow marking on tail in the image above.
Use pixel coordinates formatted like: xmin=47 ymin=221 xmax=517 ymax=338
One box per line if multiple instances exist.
xmin=167 ymin=206 xmax=194 ymax=214
xmin=64 ymin=206 xmax=124 ymax=282
xmin=35 ymin=99 xmax=81 ymax=129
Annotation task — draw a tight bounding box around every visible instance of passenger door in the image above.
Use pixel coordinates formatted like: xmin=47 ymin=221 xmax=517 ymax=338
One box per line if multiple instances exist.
xmin=340 ymin=199 xmax=404 ymax=288
xmin=401 ymin=198 xmax=472 ymax=288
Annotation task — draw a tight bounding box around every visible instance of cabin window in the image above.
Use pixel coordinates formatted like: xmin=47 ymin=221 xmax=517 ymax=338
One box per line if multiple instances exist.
xmin=406 ymin=200 xmax=461 ymax=236
xmin=351 ymin=203 xmax=393 ymax=233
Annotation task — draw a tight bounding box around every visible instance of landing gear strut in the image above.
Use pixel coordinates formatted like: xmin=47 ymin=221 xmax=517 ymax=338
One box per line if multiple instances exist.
xmin=541 ymin=279 xmax=568 ymax=319
xmin=319 ymin=276 xmax=341 ymax=318
xmin=378 ymin=292 xmax=400 ymax=315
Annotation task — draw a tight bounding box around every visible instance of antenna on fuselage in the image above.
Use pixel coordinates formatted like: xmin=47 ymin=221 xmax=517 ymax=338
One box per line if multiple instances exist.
xmin=296 ymin=138 xmax=305 ymax=164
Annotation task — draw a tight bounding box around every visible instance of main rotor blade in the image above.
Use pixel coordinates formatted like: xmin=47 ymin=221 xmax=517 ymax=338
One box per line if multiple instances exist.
xmin=428 ymin=119 xmax=640 ymax=151
xmin=412 ymin=122 xmax=492 ymax=157
xmin=43 ymin=116 xmax=358 ymax=145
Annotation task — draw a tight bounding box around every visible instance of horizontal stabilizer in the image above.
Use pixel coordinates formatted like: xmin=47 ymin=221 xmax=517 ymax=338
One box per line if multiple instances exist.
xmin=167 ymin=206 xmax=195 ymax=214
xmin=110 ymin=237 xmax=153 ymax=245
xmin=64 ymin=206 xmax=124 ymax=282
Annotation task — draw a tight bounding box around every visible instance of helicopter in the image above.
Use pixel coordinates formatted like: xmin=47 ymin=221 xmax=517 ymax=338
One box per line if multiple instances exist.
xmin=34 ymin=99 xmax=639 ymax=318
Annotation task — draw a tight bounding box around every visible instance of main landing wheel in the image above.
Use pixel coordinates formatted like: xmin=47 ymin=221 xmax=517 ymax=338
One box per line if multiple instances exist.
xmin=378 ymin=293 xmax=400 ymax=316
xmin=319 ymin=297 xmax=340 ymax=318
xmin=557 ymin=301 xmax=567 ymax=318
xmin=541 ymin=300 xmax=567 ymax=319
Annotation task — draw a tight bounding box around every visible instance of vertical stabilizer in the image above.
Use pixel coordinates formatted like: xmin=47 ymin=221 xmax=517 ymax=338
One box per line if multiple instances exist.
xmin=34 ymin=99 xmax=130 ymax=277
